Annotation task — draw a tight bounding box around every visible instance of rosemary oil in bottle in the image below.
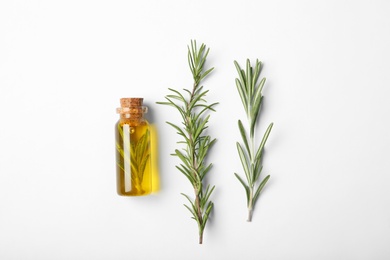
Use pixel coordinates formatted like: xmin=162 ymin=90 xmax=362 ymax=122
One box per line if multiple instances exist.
xmin=115 ymin=98 xmax=152 ymax=196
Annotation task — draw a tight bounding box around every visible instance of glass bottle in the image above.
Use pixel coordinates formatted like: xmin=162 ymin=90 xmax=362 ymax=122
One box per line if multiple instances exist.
xmin=115 ymin=98 xmax=152 ymax=196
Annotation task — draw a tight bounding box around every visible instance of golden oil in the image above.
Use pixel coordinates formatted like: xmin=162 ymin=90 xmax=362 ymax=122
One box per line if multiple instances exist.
xmin=115 ymin=98 xmax=152 ymax=196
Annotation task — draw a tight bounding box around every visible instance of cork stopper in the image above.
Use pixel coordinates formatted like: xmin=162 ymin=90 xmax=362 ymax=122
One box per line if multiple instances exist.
xmin=116 ymin=97 xmax=147 ymax=117
xmin=120 ymin=98 xmax=143 ymax=108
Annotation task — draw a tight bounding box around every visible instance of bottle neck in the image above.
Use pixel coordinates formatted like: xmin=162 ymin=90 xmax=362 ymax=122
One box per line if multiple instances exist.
xmin=117 ymin=98 xmax=148 ymax=125
xmin=119 ymin=111 xmax=146 ymax=124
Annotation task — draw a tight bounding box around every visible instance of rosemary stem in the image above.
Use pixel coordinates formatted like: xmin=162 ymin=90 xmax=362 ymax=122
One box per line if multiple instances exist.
xmin=247 ymin=187 xmax=253 ymax=222
xmin=248 ymin=121 xmax=255 ymax=222
xmin=190 ymin=79 xmax=204 ymax=244
xmin=248 ymin=209 xmax=253 ymax=222
xmin=250 ymin=134 xmax=255 ymax=166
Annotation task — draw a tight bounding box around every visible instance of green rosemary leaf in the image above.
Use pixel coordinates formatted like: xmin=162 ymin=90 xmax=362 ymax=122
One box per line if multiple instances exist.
xmin=198 ymin=138 xmax=216 ymax=166
xmin=193 ymin=103 xmax=217 ymax=124
xmin=116 ymin=124 xmax=131 ymax=174
xmin=177 ymin=163 xmax=192 ymax=175
xmin=201 ymin=185 xmax=215 ymax=210
xmin=190 ymin=40 xmax=197 ymax=61
xmin=176 ymin=165 xmax=195 ymax=184
xmin=139 ymin=154 xmax=150 ymax=180
xmin=241 ymin=69 xmax=247 ymax=88
xmin=130 ymin=151 xmax=138 ymax=170
xmin=250 ymin=94 xmax=263 ymax=138
xmin=193 ymin=102 xmax=218 ymax=111
xmin=183 ymin=88 xmax=193 ymax=97
xmin=130 ymin=141 xmax=136 ymax=158
xmin=181 ymin=193 xmax=197 ymax=216
xmin=199 ymin=46 xmax=209 ymax=68
xmin=235 ymin=78 xmax=248 ymax=112
xmin=166 ymin=121 xmax=189 ymax=143
xmin=166 ymin=95 xmax=186 ymax=103
xmin=174 ymin=149 xmax=191 ymax=168
xmin=183 ymin=204 xmax=197 ymax=220
xmin=188 ymin=51 xmax=195 ymax=75
xmin=130 ymin=163 xmax=138 ymax=178
xmin=253 ymin=165 xmax=263 ymax=184
xmin=238 ymin=120 xmax=250 ymax=156
xmin=168 ymin=88 xmax=188 ymax=104
xmin=194 ymin=115 xmax=210 ymax=140
xmin=198 ymin=142 xmax=216 ymax=170
xmin=135 ymin=131 xmax=146 ymax=163
xmin=255 ymin=122 xmax=273 ymax=163
xmin=253 ymin=175 xmax=270 ymax=205
xmin=234 ymin=61 xmax=247 ymax=90
xmin=141 ymin=129 xmax=149 ymax=151
xmin=188 ymin=89 xmax=209 ymax=111
xmin=199 ymin=164 xmax=212 ymax=181
xmin=164 ymin=97 xmax=186 ymax=117
xmin=246 ymin=59 xmax=253 ymax=97
xmin=202 ymin=201 xmax=213 ymax=229
xmin=196 ymin=137 xmax=208 ymax=163
xmin=198 ymin=163 xmax=213 ymax=180
xmin=200 ymin=67 xmax=214 ymax=81
xmin=236 ymin=142 xmax=251 ymax=183
xmin=252 ymin=59 xmax=262 ymax=89
xmin=253 ymin=77 xmax=265 ymax=104
xmin=192 ymin=85 xmax=204 ymax=97
xmin=255 ymin=77 xmax=266 ymax=100
xmin=234 ymin=173 xmax=250 ymax=204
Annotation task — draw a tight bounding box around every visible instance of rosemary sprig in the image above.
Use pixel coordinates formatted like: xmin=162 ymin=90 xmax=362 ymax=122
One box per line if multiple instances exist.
xmin=157 ymin=40 xmax=217 ymax=244
xmin=234 ymin=59 xmax=273 ymax=222
xmin=116 ymin=124 xmax=150 ymax=193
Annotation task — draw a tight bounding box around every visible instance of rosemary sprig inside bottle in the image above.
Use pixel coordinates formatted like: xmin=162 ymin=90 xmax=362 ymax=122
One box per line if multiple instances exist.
xmin=116 ymin=125 xmax=150 ymax=192
xmin=234 ymin=59 xmax=273 ymax=222
xmin=158 ymin=40 xmax=217 ymax=244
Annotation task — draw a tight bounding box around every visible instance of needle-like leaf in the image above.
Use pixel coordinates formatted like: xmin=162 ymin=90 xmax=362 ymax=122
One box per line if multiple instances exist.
xmin=238 ymin=120 xmax=250 ymax=156
xmin=234 ymin=173 xmax=250 ymax=204
xmin=237 ymin=142 xmax=251 ymax=183
xmin=253 ymin=175 xmax=270 ymax=205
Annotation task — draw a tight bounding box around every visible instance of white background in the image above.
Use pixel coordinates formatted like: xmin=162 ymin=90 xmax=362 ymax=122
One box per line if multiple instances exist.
xmin=1 ymin=0 xmax=390 ymax=259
